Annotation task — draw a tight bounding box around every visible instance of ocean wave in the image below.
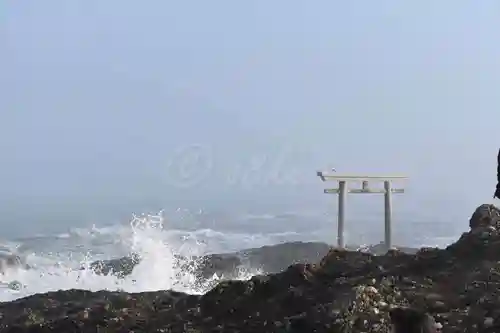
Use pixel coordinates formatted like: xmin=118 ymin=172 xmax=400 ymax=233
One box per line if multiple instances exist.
xmin=0 ymin=209 xmax=458 ymax=303
xmin=0 ymin=212 xmax=270 ymax=302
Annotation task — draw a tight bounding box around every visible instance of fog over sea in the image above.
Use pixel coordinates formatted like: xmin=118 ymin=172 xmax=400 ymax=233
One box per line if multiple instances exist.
xmin=0 ymin=151 xmax=484 ymax=302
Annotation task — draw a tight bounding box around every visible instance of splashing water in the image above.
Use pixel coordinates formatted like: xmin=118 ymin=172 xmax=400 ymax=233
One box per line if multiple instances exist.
xmin=0 ymin=212 xmax=261 ymax=302
xmin=0 ymin=208 xmax=458 ymax=303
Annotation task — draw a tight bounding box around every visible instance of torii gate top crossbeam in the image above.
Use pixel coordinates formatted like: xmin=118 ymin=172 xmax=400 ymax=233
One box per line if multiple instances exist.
xmin=316 ymin=171 xmax=407 ymax=182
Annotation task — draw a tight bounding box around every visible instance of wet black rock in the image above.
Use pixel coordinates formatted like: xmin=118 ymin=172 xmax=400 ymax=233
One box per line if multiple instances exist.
xmin=469 ymin=204 xmax=500 ymax=230
xmin=88 ymin=241 xmax=333 ymax=280
xmin=2 ymin=204 xmax=500 ymax=332
xmin=389 ymin=307 xmax=438 ymax=333
xmin=88 ymin=253 xmax=141 ymax=278
xmin=88 ymin=241 xmax=418 ymax=281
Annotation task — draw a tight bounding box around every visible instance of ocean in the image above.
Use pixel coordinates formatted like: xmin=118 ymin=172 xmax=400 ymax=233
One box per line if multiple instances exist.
xmin=0 ymin=207 xmax=460 ymax=303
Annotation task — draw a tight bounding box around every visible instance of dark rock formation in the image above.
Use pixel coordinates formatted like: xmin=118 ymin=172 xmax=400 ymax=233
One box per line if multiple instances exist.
xmin=88 ymin=253 xmax=141 ymax=278
xmin=389 ymin=307 xmax=438 ymax=333
xmin=469 ymin=203 xmax=500 ymax=230
xmin=191 ymin=252 xmax=243 ymax=280
xmin=2 ymin=204 xmax=500 ymax=332
xmin=88 ymin=241 xmax=418 ymax=281
xmin=88 ymin=241 xmax=333 ymax=280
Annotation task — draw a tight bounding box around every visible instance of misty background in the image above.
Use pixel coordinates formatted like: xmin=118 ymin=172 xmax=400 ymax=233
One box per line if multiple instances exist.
xmin=1 ymin=1 xmax=499 ymax=240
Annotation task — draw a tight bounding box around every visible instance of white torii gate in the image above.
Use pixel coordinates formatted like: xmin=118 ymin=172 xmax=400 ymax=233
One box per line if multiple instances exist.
xmin=317 ymin=171 xmax=407 ymax=251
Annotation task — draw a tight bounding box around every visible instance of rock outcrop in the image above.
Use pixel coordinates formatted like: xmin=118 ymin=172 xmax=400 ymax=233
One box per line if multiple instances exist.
xmin=88 ymin=241 xmax=333 ymax=280
xmin=1 ymin=204 xmax=500 ymax=332
xmin=88 ymin=241 xmax=418 ymax=281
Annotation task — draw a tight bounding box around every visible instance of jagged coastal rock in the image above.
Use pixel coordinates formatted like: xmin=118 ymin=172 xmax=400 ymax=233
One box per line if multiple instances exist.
xmin=88 ymin=241 xmax=419 ymax=280
xmin=1 ymin=204 xmax=500 ymax=332
xmin=88 ymin=241 xmax=334 ymax=279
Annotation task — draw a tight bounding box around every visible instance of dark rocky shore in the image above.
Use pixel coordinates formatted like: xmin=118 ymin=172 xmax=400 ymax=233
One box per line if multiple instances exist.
xmin=87 ymin=241 xmax=418 ymax=283
xmin=1 ymin=204 xmax=500 ymax=332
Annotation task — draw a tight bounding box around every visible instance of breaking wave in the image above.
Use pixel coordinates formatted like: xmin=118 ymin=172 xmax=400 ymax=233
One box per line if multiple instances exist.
xmin=0 ymin=208 xmax=458 ymax=303
xmin=0 ymin=212 xmax=263 ymax=302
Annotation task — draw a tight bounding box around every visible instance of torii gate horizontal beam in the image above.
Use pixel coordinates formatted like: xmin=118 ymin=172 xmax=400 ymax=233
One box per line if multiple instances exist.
xmin=324 ymin=188 xmax=405 ymax=194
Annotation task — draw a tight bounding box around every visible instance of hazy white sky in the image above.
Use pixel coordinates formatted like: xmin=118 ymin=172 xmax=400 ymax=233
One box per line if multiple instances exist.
xmin=1 ymin=1 xmax=499 ymax=236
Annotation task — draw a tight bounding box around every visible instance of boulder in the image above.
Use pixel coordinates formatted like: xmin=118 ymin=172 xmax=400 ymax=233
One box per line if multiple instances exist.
xmin=469 ymin=203 xmax=500 ymax=231
xmin=88 ymin=253 xmax=141 ymax=278
xmin=446 ymin=203 xmax=500 ymax=260
xmin=389 ymin=307 xmax=439 ymax=333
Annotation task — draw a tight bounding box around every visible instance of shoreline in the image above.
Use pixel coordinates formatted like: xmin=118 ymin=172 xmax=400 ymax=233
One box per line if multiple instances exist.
xmin=0 ymin=204 xmax=497 ymax=332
